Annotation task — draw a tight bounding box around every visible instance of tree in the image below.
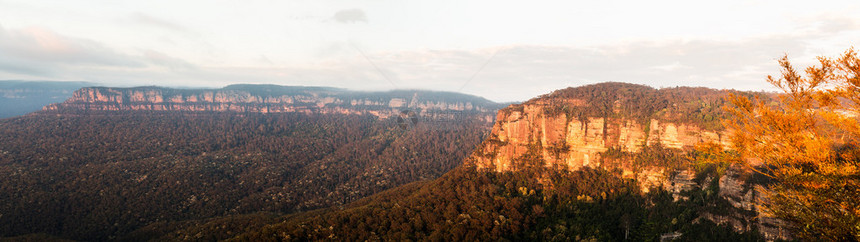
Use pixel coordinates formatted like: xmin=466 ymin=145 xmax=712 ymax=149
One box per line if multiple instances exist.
xmin=726 ymin=48 xmax=860 ymax=240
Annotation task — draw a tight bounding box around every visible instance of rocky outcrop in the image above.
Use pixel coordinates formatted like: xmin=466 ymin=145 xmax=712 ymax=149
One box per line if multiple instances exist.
xmin=43 ymin=85 xmax=501 ymax=122
xmin=472 ymin=99 xmax=729 ymax=178
xmin=715 ymin=166 xmax=791 ymax=240
xmin=467 ymin=83 xmax=790 ymax=240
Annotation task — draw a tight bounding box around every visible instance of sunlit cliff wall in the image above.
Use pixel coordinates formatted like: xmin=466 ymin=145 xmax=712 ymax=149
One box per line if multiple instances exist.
xmin=43 ymin=85 xmax=501 ymax=122
xmin=471 ymin=99 xmax=730 ymax=174
xmin=464 ymin=85 xmax=789 ymax=240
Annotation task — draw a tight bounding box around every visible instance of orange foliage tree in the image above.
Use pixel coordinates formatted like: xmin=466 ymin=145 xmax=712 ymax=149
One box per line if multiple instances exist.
xmin=726 ymin=49 xmax=860 ymax=240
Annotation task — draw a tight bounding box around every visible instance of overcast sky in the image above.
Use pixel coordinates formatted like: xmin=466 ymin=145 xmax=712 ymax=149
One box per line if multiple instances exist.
xmin=0 ymin=0 xmax=858 ymax=102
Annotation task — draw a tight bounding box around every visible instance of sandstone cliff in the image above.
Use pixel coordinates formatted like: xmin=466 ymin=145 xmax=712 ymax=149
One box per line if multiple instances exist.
xmin=470 ymin=84 xmax=731 ymax=186
xmin=472 ymin=100 xmax=730 ymax=174
xmin=466 ymin=83 xmax=789 ymax=240
xmin=43 ymin=85 xmax=501 ymax=122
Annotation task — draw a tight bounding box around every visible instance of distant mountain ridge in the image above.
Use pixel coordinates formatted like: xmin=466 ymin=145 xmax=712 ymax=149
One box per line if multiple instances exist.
xmin=0 ymin=80 xmax=93 ymax=118
xmin=44 ymin=85 xmax=502 ymax=122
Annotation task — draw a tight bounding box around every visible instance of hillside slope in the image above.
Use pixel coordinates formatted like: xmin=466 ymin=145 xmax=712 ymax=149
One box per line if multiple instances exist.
xmin=0 ymin=85 xmax=499 ymax=241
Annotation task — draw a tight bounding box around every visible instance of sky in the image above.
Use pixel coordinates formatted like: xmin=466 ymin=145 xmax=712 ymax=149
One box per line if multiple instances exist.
xmin=0 ymin=0 xmax=858 ymax=102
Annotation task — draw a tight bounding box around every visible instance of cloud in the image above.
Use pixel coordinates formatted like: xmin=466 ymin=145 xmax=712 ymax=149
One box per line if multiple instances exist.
xmin=331 ymin=8 xmax=368 ymax=24
xmin=129 ymin=13 xmax=190 ymax=33
xmin=650 ymin=62 xmax=690 ymax=71
xmin=143 ymin=50 xmax=196 ymax=70
xmin=796 ymin=15 xmax=860 ymax=36
xmin=0 ymin=18 xmax=851 ymax=102
xmin=0 ymin=32 xmax=810 ymax=102
xmin=101 ymin=33 xmax=812 ymax=101
xmin=0 ymin=25 xmax=145 ymax=77
xmin=313 ymin=33 xmax=815 ymax=101
xmin=0 ymin=24 xmax=205 ymax=84
xmin=0 ymin=26 xmax=143 ymax=67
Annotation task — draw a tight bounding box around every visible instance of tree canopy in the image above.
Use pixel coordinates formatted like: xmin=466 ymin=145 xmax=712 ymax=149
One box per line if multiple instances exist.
xmin=726 ymin=48 xmax=860 ymax=240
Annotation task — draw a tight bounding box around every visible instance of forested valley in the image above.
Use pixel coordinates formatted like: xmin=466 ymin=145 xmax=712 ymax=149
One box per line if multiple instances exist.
xmin=0 ymin=111 xmax=492 ymax=240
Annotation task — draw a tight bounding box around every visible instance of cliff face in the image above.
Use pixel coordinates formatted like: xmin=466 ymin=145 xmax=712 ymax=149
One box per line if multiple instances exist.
xmin=470 ymin=83 xmax=732 ymax=179
xmin=472 ymin=99 xmax=730 ymax=174
xmin=43 ymin=85 xmax=501 ymax=122
xmin=466 ymin=83 xmax=789 ymax=240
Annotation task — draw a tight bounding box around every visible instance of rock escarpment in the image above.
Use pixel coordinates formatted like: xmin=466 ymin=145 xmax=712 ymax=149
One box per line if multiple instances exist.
xmin=472 ymin=100 xmax=730 ymax=174
xmin=467 ymin=83 xmax=789 ymax=240
xmin=43 ymin=84 xmax=501 ymax=122
xmin=470 ymin=83 xmax=731 ymax=186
